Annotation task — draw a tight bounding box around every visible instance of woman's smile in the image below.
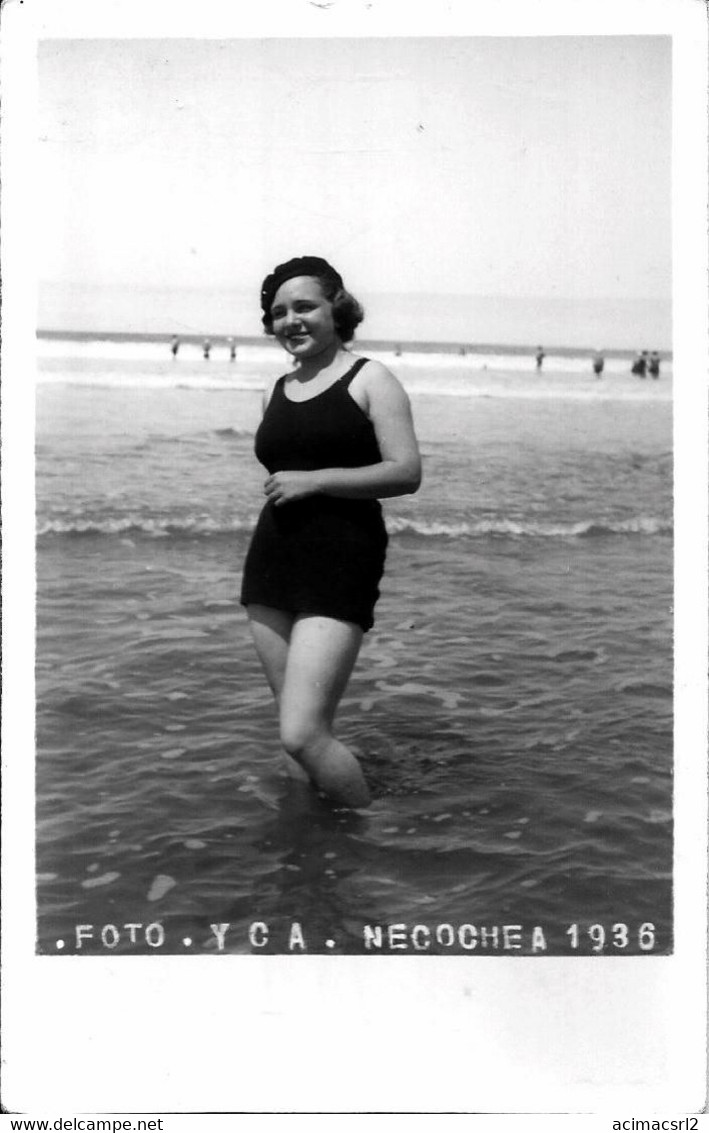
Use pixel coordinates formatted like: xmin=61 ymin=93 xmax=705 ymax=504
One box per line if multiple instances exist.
xmin=270 ymin=276 xmax=338 ymax=360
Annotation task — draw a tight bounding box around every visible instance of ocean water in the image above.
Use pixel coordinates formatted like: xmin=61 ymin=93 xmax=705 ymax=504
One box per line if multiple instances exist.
xmin=35 ymin=341 xmax=673 ymax=956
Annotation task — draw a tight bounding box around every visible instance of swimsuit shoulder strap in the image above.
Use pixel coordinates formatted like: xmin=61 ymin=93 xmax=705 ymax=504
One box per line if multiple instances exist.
xmin=264 ymin=373 xmax=288 ymax=409
xmin=339 ymin=357 xmax=369 ymax=389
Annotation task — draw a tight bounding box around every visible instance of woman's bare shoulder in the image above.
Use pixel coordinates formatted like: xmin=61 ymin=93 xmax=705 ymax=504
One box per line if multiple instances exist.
xmin=360 ymin=357 xmax=394 ymax=378
xmin=351 ymin=357 xmax=410 ymax=417
xmin=357 ymin=357 xmax=404 ymax=391
xmin=360 ymin=357 xmax=409 ymax=396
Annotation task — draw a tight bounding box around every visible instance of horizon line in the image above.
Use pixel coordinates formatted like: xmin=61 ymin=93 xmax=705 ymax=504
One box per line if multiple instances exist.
xmin=36 ymin=329 xmax=672 ymax=359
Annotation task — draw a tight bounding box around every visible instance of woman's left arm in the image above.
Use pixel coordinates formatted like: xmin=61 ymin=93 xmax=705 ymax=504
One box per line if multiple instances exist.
xmin=264 ymin=364 xmax=422 ymax=505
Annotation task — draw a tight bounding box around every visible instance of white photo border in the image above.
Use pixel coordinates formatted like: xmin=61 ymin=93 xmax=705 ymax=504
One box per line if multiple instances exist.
xmin=2 ymin=0 xmax=706 ymax=1115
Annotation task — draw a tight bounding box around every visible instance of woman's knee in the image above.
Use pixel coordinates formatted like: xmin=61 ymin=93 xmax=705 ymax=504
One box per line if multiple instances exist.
xmin=279 ymin=709 xmax=326 ymax=760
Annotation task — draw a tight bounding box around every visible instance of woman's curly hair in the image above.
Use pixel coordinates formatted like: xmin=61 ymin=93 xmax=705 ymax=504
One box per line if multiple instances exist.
xmin=262 ymin=277 xmax=365 ymax=344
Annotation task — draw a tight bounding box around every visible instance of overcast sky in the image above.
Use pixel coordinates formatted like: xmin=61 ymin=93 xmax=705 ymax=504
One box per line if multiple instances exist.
xmin=37 ymin=35 xmax=672 ymax=340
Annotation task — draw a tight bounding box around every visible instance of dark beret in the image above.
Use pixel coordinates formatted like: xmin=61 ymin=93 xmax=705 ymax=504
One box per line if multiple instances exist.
xmin=260 ymin=256 xmax=344 ymax=314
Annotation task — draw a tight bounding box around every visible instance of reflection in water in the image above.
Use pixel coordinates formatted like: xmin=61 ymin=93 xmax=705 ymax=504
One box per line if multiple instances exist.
xmin=203 ymin=781 xmax=371 ymax=953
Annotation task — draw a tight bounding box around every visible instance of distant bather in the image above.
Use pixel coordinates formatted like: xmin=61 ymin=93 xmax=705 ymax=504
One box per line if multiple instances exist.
xmin=631 ymin=351 xmax=648 ymax=377
xmin=592 ymin=350 xmax=604 ymax=378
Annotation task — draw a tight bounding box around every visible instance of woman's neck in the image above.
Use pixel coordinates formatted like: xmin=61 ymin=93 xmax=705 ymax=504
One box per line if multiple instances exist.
xmin=293 ymin=341 xmax=349 ymax=382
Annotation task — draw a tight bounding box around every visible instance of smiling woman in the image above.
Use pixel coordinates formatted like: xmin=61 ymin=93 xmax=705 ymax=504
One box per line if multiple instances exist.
xmin=239 ymin=256 xmax=422 ymax=807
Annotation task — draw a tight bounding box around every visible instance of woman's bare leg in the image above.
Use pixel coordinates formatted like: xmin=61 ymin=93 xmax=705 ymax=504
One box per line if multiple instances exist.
xmin=279 ymin=615 xmax=370 ymax=808
xmin=246 ymin=604 xmax=307 ymax=781
xmin=246 ymin=604 xmax=292 ymax=696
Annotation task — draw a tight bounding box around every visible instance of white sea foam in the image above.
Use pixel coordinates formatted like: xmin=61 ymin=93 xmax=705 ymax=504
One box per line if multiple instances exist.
xmin=37 ymin=369 xmax=267 ymax=392
xmin=37 ymin=512 xmax=672 ymax=540
xmin=36 ymin=347 xmax=672 ymax=401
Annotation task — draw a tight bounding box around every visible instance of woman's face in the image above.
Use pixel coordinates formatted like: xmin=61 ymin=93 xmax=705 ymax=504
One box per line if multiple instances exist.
xmin=269 ymin=276 xmax=338 ymax=361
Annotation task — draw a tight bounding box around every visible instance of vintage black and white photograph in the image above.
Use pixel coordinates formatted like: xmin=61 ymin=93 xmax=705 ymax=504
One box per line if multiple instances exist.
xmin=3 ymin=0 xmax=707 ymax=1116
xmin=33 ymin=33 xmax=676 ymax=958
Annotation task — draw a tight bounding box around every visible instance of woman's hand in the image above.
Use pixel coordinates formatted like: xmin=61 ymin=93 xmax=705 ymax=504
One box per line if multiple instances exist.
xmin=264 ymin=470 xmax=320 ymax=506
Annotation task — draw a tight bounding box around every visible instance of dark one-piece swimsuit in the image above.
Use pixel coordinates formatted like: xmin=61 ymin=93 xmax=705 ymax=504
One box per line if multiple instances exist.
xmin=240 ymin=357 xmax=388 ymax=632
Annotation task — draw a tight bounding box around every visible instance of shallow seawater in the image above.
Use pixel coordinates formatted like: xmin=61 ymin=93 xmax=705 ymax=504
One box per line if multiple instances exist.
xmin=35 ymin=350 xmax=673 ymax=956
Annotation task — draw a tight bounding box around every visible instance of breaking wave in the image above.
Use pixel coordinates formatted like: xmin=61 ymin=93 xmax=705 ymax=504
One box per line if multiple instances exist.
xmin=387 ymin=516 xmax=673 ymax=539
xmin=37 ymin=513 xmax=673 ymax=541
